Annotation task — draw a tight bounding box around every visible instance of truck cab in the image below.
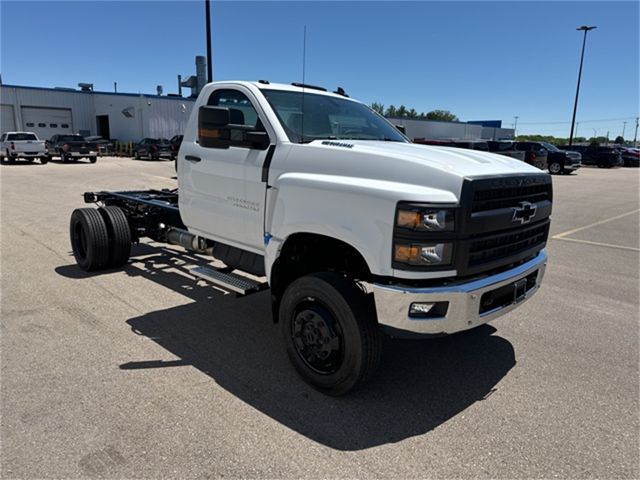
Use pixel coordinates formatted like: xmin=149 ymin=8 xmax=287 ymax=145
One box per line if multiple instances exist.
xmin=71 ymin=81 xmax=551 ymax=395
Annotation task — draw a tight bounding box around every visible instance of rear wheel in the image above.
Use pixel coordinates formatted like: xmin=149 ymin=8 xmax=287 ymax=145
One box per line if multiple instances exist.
xmin=279 ymin=272 xmax=382 ymax=396
xmin=39 ymin=156 xmax=49 ymax=165
xmin=69 ymin=208 xmax=111 ymax=271
xmin=98 ymin=206 xmax=132 ymax=268
xmin=134 ymin=149 xmax=140 ymax=160
xmin=89 ymin=156 xmax=97 ymax=164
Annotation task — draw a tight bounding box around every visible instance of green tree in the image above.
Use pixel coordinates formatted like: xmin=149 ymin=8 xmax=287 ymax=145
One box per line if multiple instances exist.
xmin=396 ymin=105 xmax=408 ymax=117
xmin=408 ymin=108 xmax=418 ymax=118
xmin=385 ymin=105 xmax=397 ymax=117
xmin=425 ymin=110 xmax=459 ymax=122
xmin=614 ymin=135 xmax=625 ymax=144
xmin=370 ymin=102 xmax=385 ymax=115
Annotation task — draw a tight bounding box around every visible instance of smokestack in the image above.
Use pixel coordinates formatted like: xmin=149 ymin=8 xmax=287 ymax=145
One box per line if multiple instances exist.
xmin=196 ymin=56 xmax=207 ymax=93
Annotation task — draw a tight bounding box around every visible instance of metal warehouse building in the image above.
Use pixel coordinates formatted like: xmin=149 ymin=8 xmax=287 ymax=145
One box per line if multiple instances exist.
xmin=1 ymin=84 xmax=195 ymax=142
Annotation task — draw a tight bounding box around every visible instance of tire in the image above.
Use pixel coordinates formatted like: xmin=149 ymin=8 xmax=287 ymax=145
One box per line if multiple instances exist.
xmin=279 ymin=272 xmax=382 ymax=396
xmin=69 ymin=208 xmax=111 ymax=271
xmin=60 ymin=152 xmax=67 ymax=163
xmin=40 ymin=156 xmax=48 ymax=165
xmin=147 ymin=152 xmax=153 ymax=161
xmin=89 ymin=156 xmax=97 ymax=164
xmin=548 ymin=161 xmax=563 ymax=175
xmin=134 ymin=149 xmax=140 ymax=160
xmin=98 ymin=206 xmax=132 ymax=268
xmin=7 ymin=150 xmax=15 ymax=164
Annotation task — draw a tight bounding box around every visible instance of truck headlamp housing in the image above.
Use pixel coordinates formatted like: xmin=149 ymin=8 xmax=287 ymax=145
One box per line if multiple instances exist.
xmin=393 ymin=242 xmax=453 ymax=266
xmin=396 ymin=207 xmax=455 ymax=232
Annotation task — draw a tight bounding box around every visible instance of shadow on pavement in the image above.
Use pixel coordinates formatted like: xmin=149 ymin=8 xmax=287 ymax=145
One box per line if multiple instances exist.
xmin=57 ymin=247 xmax=516 ymax=451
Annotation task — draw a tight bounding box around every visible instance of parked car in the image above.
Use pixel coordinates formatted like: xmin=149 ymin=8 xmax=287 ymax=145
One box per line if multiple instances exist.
xmin=487 ymin=141 xmax=526 ymax=162
xmin=513 ymin=142 xmax=549 ymax=170
xmin=85 ymin=136 xmax=115 ymax=156
xmin=47 ymin=134 xmax=98 ymax=163
xmin=133 ymin=138 xmax=173 ymax=160
xmin=0 ymin=131 xmax=48 ymax=164
xmin=615 ymin=146 xmax=639 ymax=167
xmin=521 ymin=141 xmax=582 ymax=175
xmin=558 ymin=145 xmax=623 ymax=168
xmin=170 ymin=134 xmax=183 ymax=155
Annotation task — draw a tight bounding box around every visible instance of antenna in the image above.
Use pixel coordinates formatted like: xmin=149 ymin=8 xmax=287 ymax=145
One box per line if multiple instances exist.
xmin=300 ymin=25 xmax=307 ymax=144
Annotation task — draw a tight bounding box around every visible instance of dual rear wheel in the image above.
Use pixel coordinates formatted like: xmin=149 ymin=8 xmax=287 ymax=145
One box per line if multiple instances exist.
xmin=70 ymin=206 xmax=131 ymax=271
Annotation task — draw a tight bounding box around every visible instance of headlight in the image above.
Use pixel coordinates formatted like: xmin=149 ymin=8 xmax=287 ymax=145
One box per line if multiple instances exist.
xmin=396 ymin=207 xmax=455 ymax=232
xmin=393 ymin=242 xmax=453 ymax=266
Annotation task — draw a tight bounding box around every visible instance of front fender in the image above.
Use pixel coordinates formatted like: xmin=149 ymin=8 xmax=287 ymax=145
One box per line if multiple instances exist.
xmin=264 ymin=172 xmax=458 ymax=280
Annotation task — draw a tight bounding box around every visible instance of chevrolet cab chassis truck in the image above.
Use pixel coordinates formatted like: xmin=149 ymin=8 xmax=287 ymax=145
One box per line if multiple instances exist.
xmin=69 ymin=81 xmax=551 ymax=395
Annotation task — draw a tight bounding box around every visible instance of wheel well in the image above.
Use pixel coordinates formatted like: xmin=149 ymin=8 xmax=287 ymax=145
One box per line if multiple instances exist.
xmin=269 ymin=233 xmax=371 ymax=322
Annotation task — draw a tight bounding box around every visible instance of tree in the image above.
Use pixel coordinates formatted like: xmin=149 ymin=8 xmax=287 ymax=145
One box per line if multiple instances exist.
xmin=396 ymin=105 xmax=408 ymax=117
xmin=425 ymin=110 xmax=459 ymax=122
xmin=614 ymin=135 xmax=625 ymax=144
xmin=385 ymin=105 xmax=397 ymax=117
xmin=408 ymin=108 xmax=418 ymax=118
xmin=370 ymin=102 xmax=384 ymax=115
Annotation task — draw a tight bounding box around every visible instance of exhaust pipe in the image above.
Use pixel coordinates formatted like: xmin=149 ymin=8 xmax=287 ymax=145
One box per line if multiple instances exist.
xmin=165 ymin=227 xmax=213 ymax=255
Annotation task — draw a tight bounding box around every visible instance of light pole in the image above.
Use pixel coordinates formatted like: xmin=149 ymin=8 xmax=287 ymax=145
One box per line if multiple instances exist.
xmin=634 ymin=117 xmax=639 ymax=147
xmin=514 ymin=116 xmax=519 ymax=138
xmin=205 ymin=0 xmax=213 ymax=83
xmin=568 ymin=25 xmax=597 ymax=146
xmin=622 ymin=121 xmax=627 ymax=141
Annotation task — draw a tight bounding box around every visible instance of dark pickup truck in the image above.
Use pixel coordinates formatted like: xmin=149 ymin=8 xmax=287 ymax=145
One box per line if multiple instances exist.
xmin=487 ymin=141 xmax=526 ymax=162
xmin=558 ymin=145 xmax=623 ymax=168
xmin=532 ymin=141 xmax=582 ymax=175
xmin=47 ymin=134 xmax=98 ymax=163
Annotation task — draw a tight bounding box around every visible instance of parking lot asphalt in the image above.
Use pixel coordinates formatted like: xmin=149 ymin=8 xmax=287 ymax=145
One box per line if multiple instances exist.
xmin=1 ymin=158 xmax=638 ymax=479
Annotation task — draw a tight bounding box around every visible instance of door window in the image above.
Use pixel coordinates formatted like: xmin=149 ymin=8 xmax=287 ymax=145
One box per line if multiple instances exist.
xmin=207 ymin=89 xmax=260 ymax=128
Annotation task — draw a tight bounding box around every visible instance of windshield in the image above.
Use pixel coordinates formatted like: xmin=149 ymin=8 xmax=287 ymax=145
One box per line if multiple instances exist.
xmin=261 ymin=89 xmax=408 ymax=143
xmin=541 ymin=142 xmax=560 ymax=152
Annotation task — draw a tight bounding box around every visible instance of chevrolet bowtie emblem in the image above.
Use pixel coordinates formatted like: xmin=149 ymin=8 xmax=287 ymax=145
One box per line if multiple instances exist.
xmin=512 ymin=201 xmax=537 ymax=224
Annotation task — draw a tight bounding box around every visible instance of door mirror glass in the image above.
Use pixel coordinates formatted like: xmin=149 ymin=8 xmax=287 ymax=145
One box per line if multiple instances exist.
xmin=199 ymin=106 xmax=231 ymax=148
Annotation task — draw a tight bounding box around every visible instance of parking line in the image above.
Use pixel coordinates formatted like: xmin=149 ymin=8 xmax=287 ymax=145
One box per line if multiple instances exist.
xmin=552 ymin=237 xmax=640 ymax=252
xmin=552 ymin=209 xmax=640 ymax=239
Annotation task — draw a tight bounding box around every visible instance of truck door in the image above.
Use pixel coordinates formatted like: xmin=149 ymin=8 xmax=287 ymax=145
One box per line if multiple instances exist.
xmin=180 ymin=87 xmax=270 ymax=253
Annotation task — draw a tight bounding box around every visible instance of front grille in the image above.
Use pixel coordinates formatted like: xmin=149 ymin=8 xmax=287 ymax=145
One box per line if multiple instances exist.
xmin=472 ymin=183 xmax=552 ymax=212
xmin=468 ymin=222 xmax=549 ymax=267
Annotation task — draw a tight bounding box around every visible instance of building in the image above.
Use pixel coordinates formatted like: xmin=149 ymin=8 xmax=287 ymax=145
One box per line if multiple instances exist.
xmin=1 ymin=84 xmax=195 ymax=142
xmin=387 ymin=117 xmax=515 ymax=141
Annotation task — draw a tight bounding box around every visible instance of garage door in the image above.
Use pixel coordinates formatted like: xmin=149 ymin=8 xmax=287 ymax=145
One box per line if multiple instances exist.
xmin=21 ymin=107 xmax=73 ymax=140
xmin=1 ymin=105 xmax=16 ymax=133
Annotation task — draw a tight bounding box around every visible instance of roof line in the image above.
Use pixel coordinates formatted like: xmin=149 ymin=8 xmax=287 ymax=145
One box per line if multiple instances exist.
xmin=0 ymin=83 xmax=197 ymax=102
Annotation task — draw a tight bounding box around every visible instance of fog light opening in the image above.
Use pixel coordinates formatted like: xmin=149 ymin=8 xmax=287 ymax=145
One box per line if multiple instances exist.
xmin=409 ymin=301 xmax=449 ymax=319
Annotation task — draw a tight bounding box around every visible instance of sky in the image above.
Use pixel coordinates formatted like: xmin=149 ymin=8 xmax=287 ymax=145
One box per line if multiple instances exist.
xmin=1 ymin=0 xmax=638 ymax=138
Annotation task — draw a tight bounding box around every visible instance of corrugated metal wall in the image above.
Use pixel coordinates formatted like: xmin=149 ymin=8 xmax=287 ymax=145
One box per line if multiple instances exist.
xmin=0 ymin=85 xmax=195 ymax=142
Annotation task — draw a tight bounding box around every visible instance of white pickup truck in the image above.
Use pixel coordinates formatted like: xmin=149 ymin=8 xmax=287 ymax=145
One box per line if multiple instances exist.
xmin=0 ymin=132 xmax=48 ymax=164
xmin=69 ymin=81 xmax=551 ymax=395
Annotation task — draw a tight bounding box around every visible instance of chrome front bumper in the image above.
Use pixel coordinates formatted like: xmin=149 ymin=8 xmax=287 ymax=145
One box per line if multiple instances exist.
xmin=365 ymin=250 xmax=548 ymax=336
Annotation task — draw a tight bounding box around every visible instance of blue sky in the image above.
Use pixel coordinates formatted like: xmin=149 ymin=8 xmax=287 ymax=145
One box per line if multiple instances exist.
xmin=1 ymin=1 xmax=638 ymax=137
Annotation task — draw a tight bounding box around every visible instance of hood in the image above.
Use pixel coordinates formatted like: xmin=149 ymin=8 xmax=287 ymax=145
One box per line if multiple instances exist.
xmin=339 ymin=140 xmax=542 ymax=177
xmin=281 ymin=140 xmax=547 ymax=203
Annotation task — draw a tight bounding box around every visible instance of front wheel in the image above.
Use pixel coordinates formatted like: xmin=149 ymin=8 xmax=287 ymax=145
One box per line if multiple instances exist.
xmin=548 ymin=161 xmax=563 ymax=175
xmin=40 ymin=156 xmax=49 ymax=165
xmin=279 ymin=272 xmax=382 ymax=396
xmin=89 ymin=156 xmax=97 ymax=164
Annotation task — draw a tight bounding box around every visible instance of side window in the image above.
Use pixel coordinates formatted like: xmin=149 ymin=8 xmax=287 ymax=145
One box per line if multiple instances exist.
xmin=207 ymin=89 xmax=259 ymax=128
xmin=26 ymin=122 xmax=35 ymax=127
xmin=50 ymin=123 xmax=58 ymax=128
xmin=38 ymin=123 xmax=46 ymax=128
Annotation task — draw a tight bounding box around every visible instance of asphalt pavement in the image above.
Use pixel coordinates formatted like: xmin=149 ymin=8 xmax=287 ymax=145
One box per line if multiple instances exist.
xmin=1 ymin=157 xmax=638 ymax=478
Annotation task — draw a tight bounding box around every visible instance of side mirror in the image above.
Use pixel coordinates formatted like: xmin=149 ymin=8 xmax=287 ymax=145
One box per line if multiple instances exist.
xmin=198 ymin=106 xmax=230 ymax=148
xmin=395 ymin=124 xmax=406 ymax=134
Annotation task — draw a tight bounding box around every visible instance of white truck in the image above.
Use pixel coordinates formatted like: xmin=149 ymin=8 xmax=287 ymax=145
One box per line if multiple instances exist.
xmin=0 ymin=132 xmax=48 ymax=164
xmin=69 ymin=81 xmax=551 ymax=395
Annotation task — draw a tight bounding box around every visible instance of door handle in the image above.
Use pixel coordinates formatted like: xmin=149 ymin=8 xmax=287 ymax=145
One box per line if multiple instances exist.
xmin=185 ymin=155 xmax=201 ymax=163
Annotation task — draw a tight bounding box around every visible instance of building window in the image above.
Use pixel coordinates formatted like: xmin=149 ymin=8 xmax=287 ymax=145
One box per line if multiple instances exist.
xmin=61 ymin=123 xmax=69 ymax=128
xmin=26 ymin=122 xmax=35 ymax=127
xmin=50 ymin=123 xmax=58 ymax=128
xmin=38 ymin=123 xmax=46 ymax=127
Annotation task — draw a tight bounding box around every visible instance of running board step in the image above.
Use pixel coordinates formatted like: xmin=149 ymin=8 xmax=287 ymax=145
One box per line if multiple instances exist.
xmin=190 ymin=266 xmax=265 ymax=295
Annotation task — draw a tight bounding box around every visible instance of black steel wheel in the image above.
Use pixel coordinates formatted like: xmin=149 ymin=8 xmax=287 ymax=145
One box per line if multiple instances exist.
xmin=89 ymin=156 xmax=97 ymax=164
xmin=40 ymin=156 xmax=49 ymax=165
xmin=280 ymin=272 xmax=382 ymax=396
xmin=98 ymin=206 xmax=132 ymax=268
xmin=69 ymin=208 xmax=110 ymax=271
